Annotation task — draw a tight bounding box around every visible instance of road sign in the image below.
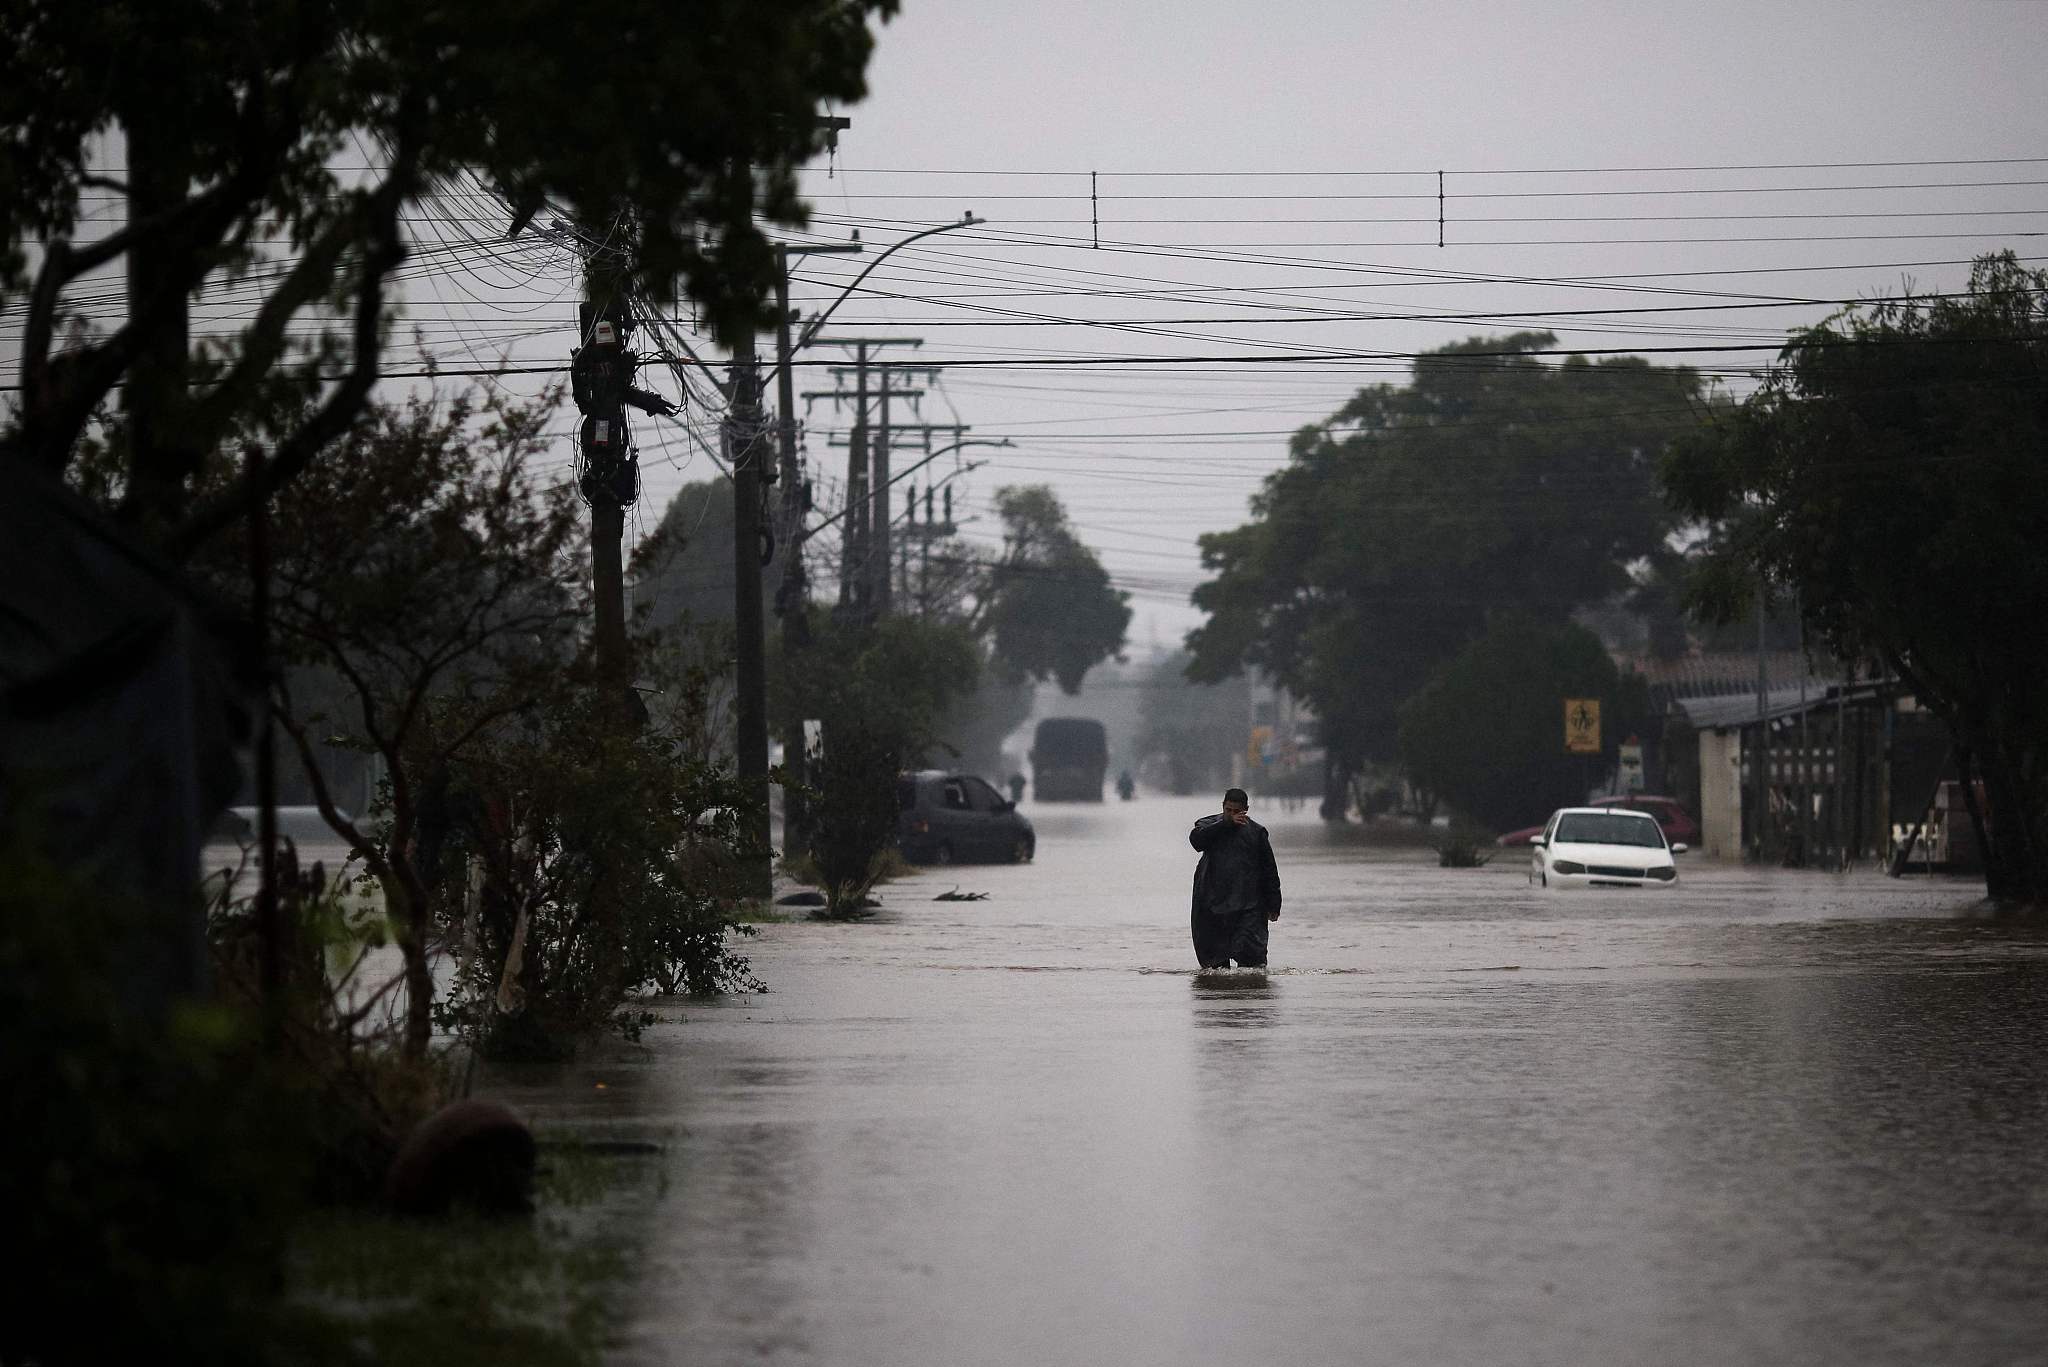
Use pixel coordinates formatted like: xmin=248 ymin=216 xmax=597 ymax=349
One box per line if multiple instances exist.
xmin=1564 ymin=698 xmax=1602 ymax=754
xmin=1618 ymin=740 xmax=1644 ymax=789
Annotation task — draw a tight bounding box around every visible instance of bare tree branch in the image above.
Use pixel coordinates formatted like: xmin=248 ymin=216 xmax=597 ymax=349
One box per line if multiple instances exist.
xmin=171 ymin=141 xmax=419 ymax=555
xmin=183 ymin=206 xmax=362 ymax=450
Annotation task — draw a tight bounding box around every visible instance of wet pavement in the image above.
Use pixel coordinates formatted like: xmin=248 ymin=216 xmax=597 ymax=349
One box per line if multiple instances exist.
xmin=489 ymin=796 xmax=2048 ymax=1366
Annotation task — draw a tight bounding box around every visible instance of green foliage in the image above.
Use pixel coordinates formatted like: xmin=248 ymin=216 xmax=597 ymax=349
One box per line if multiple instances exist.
xmin=1397 ymin=615 xmax=1648 ymax=833
xmin=928 ymin=672 xmax=1037 ymax=777
xmin=981 ymin=485 xmax=1132 ymax=693
xmin=806 ymin=720 xmax=906 ymax=918
xmin=2 ymin=0 xmax=895 ymax=533
xmin=199 ymin=387 xmax=766 ymax=1059
xmin=288 ymin=1147 xmax=661 ymax=1367
xmin=632 ymin=477 xmax=773 ymax=633
xmin=785 ymin=613 xmax=983 ymax=915
xmin=1664 ymin=251 xmax=2048 ymax=902
xmin=0 ymin=840 xmax=301 ymax=1366
xmin=435 ymin=666 xmax=768 ymax=1059
xmin=208 ymin=386 xmax=592 ymax=1059
xmin=1137 ymin=650 xmax=1252 ymax=795
xmin=1187 ymin=334 xmax=1701 ymax=775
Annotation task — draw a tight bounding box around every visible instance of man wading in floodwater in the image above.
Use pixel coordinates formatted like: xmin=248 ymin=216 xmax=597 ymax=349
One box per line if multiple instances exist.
xmin=1189 ymin=788 xmax=1282 ymax=969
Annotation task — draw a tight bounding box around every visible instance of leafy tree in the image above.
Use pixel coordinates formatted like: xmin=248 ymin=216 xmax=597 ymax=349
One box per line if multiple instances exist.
xmin=436 ymin=662 xmax=765 ymax=1057
xmin=1664 ymin=252 xmax=2048 ymax=904
xmin=972 ymin=485 xmax=1132 ymax=692
xmin=1135 ymin=650 xmax=1251 ymax=796
xmin=760 ymin=481 xmax=1121 ymax=895
xmin=634 ymin=477 xmax=776 ymax=633
xmin=1188 ymin=333 xmax=1702 ymax=811
xmin=0 ymin=839 xmax=304 ymax=1366
xmin=928 ymin=674 xmax=1036 ymax=778
xmin=1397 ymin=615 xmax=1647 ymax=832
xmin=1 ymin=0 xmax=895 ymax=544
xmin=220 ymin=387 xmax=588 ymax=1058
xmin=780 ymin=613 xmax=981 ymax=914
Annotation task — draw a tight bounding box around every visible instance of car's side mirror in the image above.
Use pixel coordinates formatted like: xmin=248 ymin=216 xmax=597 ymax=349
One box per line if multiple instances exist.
xmin=998 ymin=800 xmax=1015 ymax=812
xmin=1671 ymin=842 xmax=1689 ymax=855
xmin=1530 ymin=835 xmax=1546 ymax=847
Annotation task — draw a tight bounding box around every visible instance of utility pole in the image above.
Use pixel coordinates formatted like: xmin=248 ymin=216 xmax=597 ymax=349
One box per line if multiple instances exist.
xmin=726 ymin=322 xmax=773 ymax=899
xmin=1753 ymin=579 xmax=1770 ymax=861
xmin=869 ymin=367 xmax=944 ymax=616
xmin=771 ymin=241 xmax=861 ymax=859
xmin=806 ymin=339 xmax=925 ymax=618
xmin=843 ymin=344 xmax=870 ymax=611
xmin=874 ymin=365 xmax=892 ymax=615
xmin=572 ymin=278 xmax=672 ymax=722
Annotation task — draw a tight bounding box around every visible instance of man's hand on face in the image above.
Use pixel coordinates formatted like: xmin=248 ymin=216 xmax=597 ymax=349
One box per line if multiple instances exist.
xmin=1225 ymin=803 xmax=1250 ymax=827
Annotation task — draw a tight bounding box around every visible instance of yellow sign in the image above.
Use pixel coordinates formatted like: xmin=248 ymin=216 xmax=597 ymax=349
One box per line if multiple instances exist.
xmin=1564 ymin=698 xmax=1602 ymax=754
xmin=1248 ymin=724 xmax=1273 ymax=767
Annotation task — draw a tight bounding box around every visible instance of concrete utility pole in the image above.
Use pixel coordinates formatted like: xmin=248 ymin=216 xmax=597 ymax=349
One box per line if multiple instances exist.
xmin=726 ymin=324 xmax=773 ymax=900
xmin=874 ymin=366 xmax=892 ymax=615
xmin=806 ymin=339 xmax=925 ymax=617
xmin=771 ymin=242 xmax=862 ymax=858
xmin=1753 ymin=579 xmax=1770 ymax=861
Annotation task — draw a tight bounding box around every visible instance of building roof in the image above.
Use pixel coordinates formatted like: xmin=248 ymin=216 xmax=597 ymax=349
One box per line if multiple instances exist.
xmin=1674 ymin=679 xmax=1893 ymax=731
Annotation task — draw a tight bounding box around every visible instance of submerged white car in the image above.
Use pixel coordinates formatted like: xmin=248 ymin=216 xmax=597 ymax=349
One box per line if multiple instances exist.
xmin=1529 ymin=807 xmax=1684 ymax=889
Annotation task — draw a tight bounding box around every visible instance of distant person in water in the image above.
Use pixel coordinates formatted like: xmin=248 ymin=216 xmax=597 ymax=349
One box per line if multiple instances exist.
xmin=1008 ymin=773 xmax=1026 ymax=804
xmin=1188 ymin=788 xmax=1282 ymax=969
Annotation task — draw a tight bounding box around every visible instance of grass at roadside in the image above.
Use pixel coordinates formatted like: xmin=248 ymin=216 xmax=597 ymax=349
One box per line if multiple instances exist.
xmin=288 ymin=1142 xmax=663 ymax=1366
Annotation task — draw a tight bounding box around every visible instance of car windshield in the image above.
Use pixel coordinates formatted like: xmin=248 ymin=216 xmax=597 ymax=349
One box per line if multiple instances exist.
xmin=1555 ymin=813 xmax=1664 ymax=848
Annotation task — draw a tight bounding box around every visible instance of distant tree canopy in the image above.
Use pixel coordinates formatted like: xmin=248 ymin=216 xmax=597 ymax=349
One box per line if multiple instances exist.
xmin=1135 ymin=650 xmax=1251 ymax=797
xmin=1186 ymin=333 xmax=1701 ymax=800
xmin=975 ymin=485 xmax=1132 ymax=694
xmin=634 ymin=478 xmax=766 ymax=636
xmin=0 ymin=0 xmax=895 ymax=545
xmin=647 ymin=480 xmax=1129 ymax=703
xmin=1664 ymin=252 xmax=2048 ymax=904
xmin=1398 ymin=615 xmax=1647 ymax=833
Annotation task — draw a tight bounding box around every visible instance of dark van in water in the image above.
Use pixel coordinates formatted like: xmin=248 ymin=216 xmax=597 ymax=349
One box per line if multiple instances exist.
xmin=897 ymin=771 xmax=1036 ymax=864
xmin=1029 ymin=717 xmax=1107 ymax=802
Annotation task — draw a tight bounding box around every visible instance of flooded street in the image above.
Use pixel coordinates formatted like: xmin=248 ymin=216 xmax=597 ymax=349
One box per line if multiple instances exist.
xmin=494 ymin=797 xmax=2048 ymax=1366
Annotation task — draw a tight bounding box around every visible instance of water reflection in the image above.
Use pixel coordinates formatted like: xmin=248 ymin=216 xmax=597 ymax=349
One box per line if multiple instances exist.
xmin=518 ymin=797 xmax=2048 ymax=1366
xmin=1189 ymin=970 xmax=1279 ymax=1028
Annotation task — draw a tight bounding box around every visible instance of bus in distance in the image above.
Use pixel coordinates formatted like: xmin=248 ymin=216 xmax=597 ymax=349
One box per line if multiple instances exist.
xmin=1030 ymin=717 xmax=1108 ymax=802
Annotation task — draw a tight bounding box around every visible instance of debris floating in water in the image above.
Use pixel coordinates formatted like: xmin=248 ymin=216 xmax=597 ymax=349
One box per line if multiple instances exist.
xmin=934 ymin=887 xmax=990 ymax=901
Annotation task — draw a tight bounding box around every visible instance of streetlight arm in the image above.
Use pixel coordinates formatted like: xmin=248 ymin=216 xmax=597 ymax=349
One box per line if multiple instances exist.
xmin=794 ymin=213 xmax=978 ymax=351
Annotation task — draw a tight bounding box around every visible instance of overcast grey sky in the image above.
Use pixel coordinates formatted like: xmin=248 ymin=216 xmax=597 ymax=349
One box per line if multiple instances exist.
xmin=764 ymin=0 xmax=2048 ymax=649
xmin=18 ymin=3 xmax=2048 ymax=654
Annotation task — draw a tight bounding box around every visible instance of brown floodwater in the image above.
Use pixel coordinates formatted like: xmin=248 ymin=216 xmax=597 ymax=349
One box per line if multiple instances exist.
xmin=484 ymin=796 xmax=2048 ymax=1366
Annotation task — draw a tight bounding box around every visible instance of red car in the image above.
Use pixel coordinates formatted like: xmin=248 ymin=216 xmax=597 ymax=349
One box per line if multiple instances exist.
xmin=1498 ymin=794 xmax=1699 ymax=850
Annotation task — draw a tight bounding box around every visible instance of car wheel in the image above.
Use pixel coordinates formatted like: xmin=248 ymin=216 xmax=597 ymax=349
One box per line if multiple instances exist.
xmin=934 ymin=841 xmax=955 ymax=865
xmin=1010 ymin=836 xmax=1032 ymax=863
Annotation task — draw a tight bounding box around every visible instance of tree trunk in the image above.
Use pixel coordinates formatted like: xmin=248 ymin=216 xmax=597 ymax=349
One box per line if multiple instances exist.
xmin=1319 ymin=753 xmax=1349 ymax=822
xmin=121 ymin=112 xmax=196 ymax=529
xmin=382 ymin=856 xmax=437 ymax=1060
xmin=1973 ymin=739 xmax=2045 ymax=906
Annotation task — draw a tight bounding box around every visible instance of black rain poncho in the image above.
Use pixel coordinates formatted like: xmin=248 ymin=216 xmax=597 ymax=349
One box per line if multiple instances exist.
xmin=1189 ymin=814 xmax=1282 ymax=967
